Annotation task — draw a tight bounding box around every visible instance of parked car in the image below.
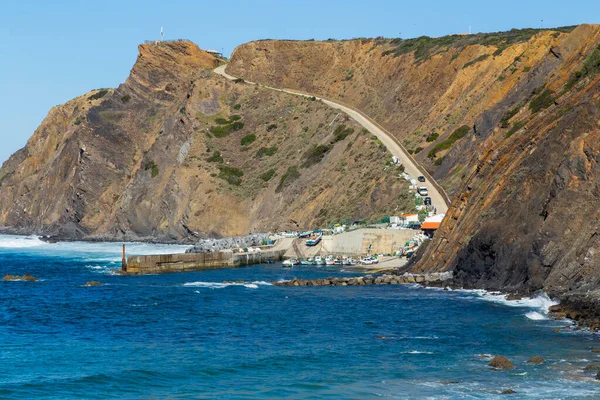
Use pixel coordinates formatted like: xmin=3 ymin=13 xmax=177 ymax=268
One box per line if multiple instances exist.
xmin=417 ymin=187 xmax=428 ymax=196
xmin=418 ymin=176 xmax=426 ymax=182
xmin=424 ymin=196 xmax=432 ymax=206
xmin=407 ymin=222 xmax=422 ymax=230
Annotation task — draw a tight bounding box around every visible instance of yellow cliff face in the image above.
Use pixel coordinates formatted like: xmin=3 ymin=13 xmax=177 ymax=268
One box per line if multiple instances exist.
xmin=0 ymin=41 xmax=413 ymax=241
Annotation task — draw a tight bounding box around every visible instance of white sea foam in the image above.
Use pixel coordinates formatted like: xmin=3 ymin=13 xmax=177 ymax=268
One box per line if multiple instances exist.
xmin=404 ymin=350 xmax=434 ymax=354
xmin=525 ymin=311 xmax=548 ymax=320
xmin=0 ymin=235 xmax=46 ymax=248
xmin=456 ymin=289 xmax=558 ymax=315
xmin=184 ymin=281 xmax=272 ymax=289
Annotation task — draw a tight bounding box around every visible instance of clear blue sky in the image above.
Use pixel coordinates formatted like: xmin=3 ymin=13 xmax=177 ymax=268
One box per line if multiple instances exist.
xmin=1 ymin=0 xmax=597 ymax=164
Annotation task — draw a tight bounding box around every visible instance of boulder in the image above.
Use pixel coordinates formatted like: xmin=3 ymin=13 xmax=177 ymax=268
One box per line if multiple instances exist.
xmin=596 ymin=371 xmax=600 ymax=381
xmin=501 ymin=389 xmax=517 ymax=395
xmin=526 ymin=356 xmax=545 ymax=364
xmin=506 ymin=294 xmax=523 ymax=301
xmin=489 ymin=356 xmax=514 ymax=370
xmin=84 ymin=281 xmax=102 ymax=287
xmin=584 ymin=364 xmax=600 ymax=371
xmin=592 ymin=349 xmax=600 ymax=353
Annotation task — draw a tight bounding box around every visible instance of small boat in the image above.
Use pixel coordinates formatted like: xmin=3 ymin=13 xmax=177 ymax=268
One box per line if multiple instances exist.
xmin=325 ymin=256 xmax=336 ymax=266
xmin=306 ymin=233 xmax=322 ymax=246
xmin=315 ymin=256 xmax=325 ymax=265
xmin=282 ymin=258 xmax=299 ymax=267
xmin=300 ymin=258 xmax=312 ymax=266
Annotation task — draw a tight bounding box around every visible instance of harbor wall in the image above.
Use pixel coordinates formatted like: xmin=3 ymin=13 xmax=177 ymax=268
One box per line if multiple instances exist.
xmin=123 ymin=248 xmax=286 ymax=275
xmin=321 ymin=228 xmax=416 ymax=255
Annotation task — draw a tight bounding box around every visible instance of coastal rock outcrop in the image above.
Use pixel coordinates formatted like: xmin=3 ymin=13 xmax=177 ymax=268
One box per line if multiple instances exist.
xmin=3 ymin=274 xmax=39 ymax=282
xmin=489 ymin=356 xmax=514 ymax=370
xmin=84 ymin=281 xmax=102 ymax=287
xmin=272 ymin=272 xmax=452 ymax=287
xmin=526 ymin=356 xmax=545 ymax=364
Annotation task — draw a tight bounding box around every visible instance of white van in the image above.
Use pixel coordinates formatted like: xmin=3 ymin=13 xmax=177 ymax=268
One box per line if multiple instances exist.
xmin=417 ymin=187 xmax=428 ymax=196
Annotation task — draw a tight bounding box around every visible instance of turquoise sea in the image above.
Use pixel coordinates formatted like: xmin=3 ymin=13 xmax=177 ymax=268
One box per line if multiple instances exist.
xmin=1 ymin=234 xmax=600 ymax=399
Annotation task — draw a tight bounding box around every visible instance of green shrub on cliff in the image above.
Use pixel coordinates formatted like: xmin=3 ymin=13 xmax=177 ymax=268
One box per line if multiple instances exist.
xmin=260 ymin=168 xmax=276 ymax=181
xmin=302 ymin=144 xmax=331 ymax=168
xmin=217 ymin=165 xmax=244 ymax=186
xmin=256 ymin=146 xmax=278 ymax=158
xmin=143 ymin=160 xmax=159 ymax=178
xmin=88 ymin=89 xmax=109 ymax=101
xmin=207 ymin=151 xmax=223 ymax=163
xmin=565 ymin=44 xmax=600 ymax=91
xmin=240 ymin=134 xmax=256 ymax=146
xmin=332 ymin=125 xmax=355 ymax=142
xmin=529 ymin=89 xmax=555 ymax=113
xmin=428 ymin=125 xmax=470 ymax=159
xmin=276 ymin=166 xmax=300 ymax=193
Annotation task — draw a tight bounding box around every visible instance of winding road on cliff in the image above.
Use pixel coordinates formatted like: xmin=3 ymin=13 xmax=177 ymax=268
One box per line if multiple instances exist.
xmin=214 ymin=64 xmax=450 ymax=215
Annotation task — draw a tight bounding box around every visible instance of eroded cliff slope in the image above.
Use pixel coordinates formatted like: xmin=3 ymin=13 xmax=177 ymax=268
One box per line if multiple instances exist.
xmin=228 ymin=25 xmax=600 ymax=301
xmin=0 ymin=41 xmax=411 ymax=242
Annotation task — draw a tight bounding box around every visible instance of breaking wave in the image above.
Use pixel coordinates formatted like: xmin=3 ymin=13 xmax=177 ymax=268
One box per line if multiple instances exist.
xmin=184 ymin=281 xmax=272 ymax=289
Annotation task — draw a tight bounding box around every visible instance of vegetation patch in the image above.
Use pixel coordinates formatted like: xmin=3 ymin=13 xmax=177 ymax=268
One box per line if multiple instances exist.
xmin=88 ymin=89 xmax=109 ymax=101
xmin=207 ymin=151 xmax=223 ymax=163
xmin=565 ymin=44 xmax=600 ymax=91
xmin=256 ymin=146 xmax=278 ymax=158
xmin=529 ymin=89 xmax=555 ymax=113
xmin=217 ymin=165 xmax=244 ymax=186
xmin=463 ymin=54 xmax=490 ymax=69
xmin=240 ymin=134 xmax=256 ymax=146
xmin=210 ymin=125 xmax=232 ymax=138
xmin=260 ymin=168 xmax=276 ymax=182
xmin=121 ymin=94 xmax=131 ymax=103
xmin=302 ymin=144 xmax=331 ymax=168
xmin=276 ymin=166 xmax=300 ymax=193
xmin=143 ymin=160 xmax=159 ymax=178
xmin=266 ymin=124 xmax=277 ymax=132
xmin=233 ymin=104 xmax=241 ymax=110
xmin=434 ymin=156 xmax=445 ymax=166
xmin=499 ymin=105 xmax=521 ymax=128
xmin=332 ymin=125 xmax=355 ymax=142
xmin=428 ymin=125 xmax=470 ymax=159
xmin=425 ymin=131 xmax=439 ymax=142
xmin=505 ymin=122 xmax=525 ymax=138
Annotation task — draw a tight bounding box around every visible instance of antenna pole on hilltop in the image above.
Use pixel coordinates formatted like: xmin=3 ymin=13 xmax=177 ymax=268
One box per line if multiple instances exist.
xmin=160 ymin=26 xmax=164 ymax=42
xmin=541 ymin=20 xmax=544 ymax=29
xmin=469 ymin=25 xmax=472 ymax=35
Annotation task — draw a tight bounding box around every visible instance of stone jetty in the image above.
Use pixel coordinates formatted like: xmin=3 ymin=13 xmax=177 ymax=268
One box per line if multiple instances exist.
xmin=272 ymin=272 xmax=452 ymax=287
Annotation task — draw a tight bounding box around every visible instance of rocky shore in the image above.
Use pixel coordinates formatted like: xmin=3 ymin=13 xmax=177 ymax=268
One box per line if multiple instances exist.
xmin=271 ymin=272 xmax=453 ymax=287
xmin=186 ymin=233 xmax=270 ymax=253
xmin=548 ymin=292 xmax=600 ymax=333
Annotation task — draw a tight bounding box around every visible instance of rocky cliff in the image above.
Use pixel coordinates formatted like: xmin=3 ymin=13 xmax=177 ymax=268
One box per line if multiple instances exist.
xmin=0 ymin=41 xmax=412 ymax=242
xmin=228 ymin=25 xmax=600 ymax=304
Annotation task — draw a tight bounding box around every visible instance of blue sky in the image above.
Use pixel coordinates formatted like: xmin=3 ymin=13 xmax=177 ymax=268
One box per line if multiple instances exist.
xmin=0 ymin=0 xmax=598 ymax=164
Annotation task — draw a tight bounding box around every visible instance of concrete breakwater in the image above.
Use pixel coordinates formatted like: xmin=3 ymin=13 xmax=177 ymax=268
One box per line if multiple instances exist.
xmin=123 ymin=248 xmax=285 ymax=275
xmin=272 ymin=272 xmax=453 ymax=287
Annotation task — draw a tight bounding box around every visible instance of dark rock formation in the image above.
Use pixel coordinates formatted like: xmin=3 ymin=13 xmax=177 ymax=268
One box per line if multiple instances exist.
xmin=84 ymin=281 xmax=102 ymax=287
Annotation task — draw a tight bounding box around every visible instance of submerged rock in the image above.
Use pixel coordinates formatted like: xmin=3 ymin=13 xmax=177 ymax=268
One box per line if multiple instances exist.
xmin=501 ymin=389 xmax=517 ymax=394
xmin=584 ymin=364 xmax=600 ymax=371
xmin=526 ymin=356 xmax=545 ymax=364
xmin=84 ymin=281 xmax=102 ymax=287
xmin=489 ymin=356 xmax=514 ymax=370
xmin=3 ymin=274 xmax=39 ymax=282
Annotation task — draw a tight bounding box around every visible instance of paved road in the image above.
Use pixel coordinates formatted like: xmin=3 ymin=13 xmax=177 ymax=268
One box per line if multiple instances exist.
xmin=214 ymin=65 xmax=449 ymax=214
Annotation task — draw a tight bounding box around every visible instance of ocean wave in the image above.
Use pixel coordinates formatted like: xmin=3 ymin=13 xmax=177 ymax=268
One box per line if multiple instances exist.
xmin=456 ymin=289 xmax=558 ymax=314
xmin=0 ymin=235 xmax=46 ymax=248
xmin=184 ymin=281 xmax=272 ymax=289
xmin=525 ymin=311 xmax=548 ymax=320
xmin=404 ymin=350 xmax=434 ymax=354
xmin=85 ymin=265 xmax=119 ymax=275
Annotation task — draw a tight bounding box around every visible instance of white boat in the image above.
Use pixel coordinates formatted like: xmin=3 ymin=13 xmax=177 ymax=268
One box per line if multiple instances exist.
xmin=315 ymin=256 xmax=325 ymax=265
xmin=325 ymin=256 xmax=336 ymax=265
xmin=282 ymin=258 xmax=298 ymax=267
